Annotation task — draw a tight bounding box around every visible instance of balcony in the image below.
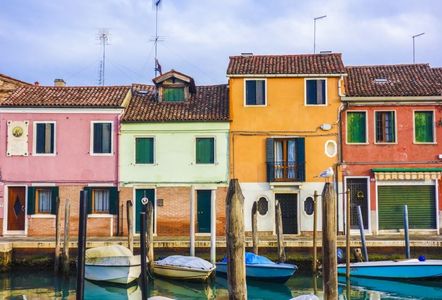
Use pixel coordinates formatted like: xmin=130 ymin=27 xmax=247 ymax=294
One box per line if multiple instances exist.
xmin=267 ymin=161 xmax=305 ymax=182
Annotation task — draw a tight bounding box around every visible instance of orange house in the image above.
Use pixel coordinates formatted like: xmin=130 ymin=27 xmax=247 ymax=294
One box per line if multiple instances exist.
xmin=227 ymin=53 xmax=347 ymax=234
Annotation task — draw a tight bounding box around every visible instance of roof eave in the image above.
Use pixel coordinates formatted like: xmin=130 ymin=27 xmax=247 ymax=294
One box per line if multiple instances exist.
xmin=342 ymin=96 xmax=442 ymax=102
xmin=227 ymin=73 xmax=347 ymax=78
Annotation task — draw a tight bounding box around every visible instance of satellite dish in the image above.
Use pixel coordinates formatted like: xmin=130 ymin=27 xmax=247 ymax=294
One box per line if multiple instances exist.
xmin=141 ymin=197 xmax=149 ymax=205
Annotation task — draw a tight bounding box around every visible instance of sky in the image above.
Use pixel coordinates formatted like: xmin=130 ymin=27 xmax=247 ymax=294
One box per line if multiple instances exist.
xmin=1 ymin=0 xmax=441 ymax=86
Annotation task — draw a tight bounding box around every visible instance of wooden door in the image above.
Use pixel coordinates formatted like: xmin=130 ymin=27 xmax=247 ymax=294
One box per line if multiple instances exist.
xmin=347 ymin=178 xmax=369 ymax=230
xmin=197 ymin=190 xmax=211 ymax=233
xmin=276 ymin=193 xmax=298 ymax=234
xmin=7 ymin=187 xmax=26 ymax=231
xmin=135 ymin=189 xmax=155 ymax=234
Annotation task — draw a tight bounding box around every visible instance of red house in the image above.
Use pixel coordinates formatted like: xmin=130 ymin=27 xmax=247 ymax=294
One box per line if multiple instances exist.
xmin=341 ymin=64 xmax=442 ymax=235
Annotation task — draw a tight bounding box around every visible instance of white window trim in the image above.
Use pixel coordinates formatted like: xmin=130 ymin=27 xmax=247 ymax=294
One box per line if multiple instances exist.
xmin=304 ymin=78 xmax=328 ymax=107
xmin=32 ymin=121 xmax=56 ymax=156
xmin=373 ymin=110 xmax=398 ymax=145
xmin=133 ymin=136 xmax=156 ymax=165
xmin=412 ymin=109 xmax=437 ymax=144
xmin=90 ymin=121 xmax=114 ymax=156
xmin=243 ymin=78 xmax=268 ymax=107
xmin=324 ymin=140 xmax=337 ymax=158
xmin=194 ymin=136 xmax=217 ymax=165
xmin=346 ymin=110 xmax=369 ymax=145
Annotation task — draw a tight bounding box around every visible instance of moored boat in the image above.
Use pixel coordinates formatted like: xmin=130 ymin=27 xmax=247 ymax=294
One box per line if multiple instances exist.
xmin=153 ymin=255 xmax=216 ymax=282
xmin=337 ymin=258 xmax=442 ymax=279
xmin=216 ymin=252 xmax=297 ymax=283
xmin=85 ymin=245 xmax=142 ymax=284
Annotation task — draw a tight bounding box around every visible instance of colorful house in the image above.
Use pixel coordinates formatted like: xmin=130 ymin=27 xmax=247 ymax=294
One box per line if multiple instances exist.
xmin=341 ymin=64 xmax=442 ymax=235
xmin=0 ymin=73 xmax=29 ymax=101
xmin=227 ymin=53 xmax=346 ymax=235
xmin=119 ymin=70 xmax=229 ymax=238
xmin=0 ymin=82 xmax=131 ymax=237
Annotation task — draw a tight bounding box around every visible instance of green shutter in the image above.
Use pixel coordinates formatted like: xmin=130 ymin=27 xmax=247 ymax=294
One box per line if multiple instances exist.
xmin=378 ymin=185 xmax=436 ymax=230
xmin=295 ymin=138 xmax=305 ymax=181
xmin=163 ymin=87 xmax=184 ymax=102
xmin=196 ymin=138 xmax=214 ymax=164
xmin=415 ymin=112 xmax=434 ymax=143
xmin=266 ymin=138 xmax=275 ymax=182
xmin=84 ymin=187 xmax=92 ymax=214
xmin=136 ymin=138 xmax=154 ymax=164
xmin=109 ymin=187 xmax=118 ymax=215
xmin=389 ymin=112 xmax=396 ymax=142
xmin=51 ymin=187 xmax=59 ymax=215
xmin=347 ymin=112 xmax=366 ymax=143
xmin=27 ymin=187 xmax=35 ymax=215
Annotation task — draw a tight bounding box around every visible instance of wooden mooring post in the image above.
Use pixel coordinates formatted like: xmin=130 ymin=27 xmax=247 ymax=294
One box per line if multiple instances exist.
xmin=312 ymin=190 xmax=318 ymax=274
xmin=146 ymin=201 xmax=154 ymax=274
xmin=404 ymin=205 xmax=410 ymax=259
xmin=54 ymin=197 xmax=62 ymax=273
xmin=275 ymin=200 xmax=286 ymax=263
xmin=139 ymin=210 xmax=148 ymax=300
xmin=322 ymin=183 xmax=337 ymax=300
xmin=357 ymin=205 xmax=369 ymax=262
xmin=251 ymin=201 xmax=258 ymax=255
xmin=126 ymin=200 xmax=134 ymax=253
xmin=346 ymin=188 xmax=351 ymax=279
xmin=62 ymin=200 xmax=70 ymax=276
xmin=226 ymin=179 xmax=247 ymax=300
xmin=76 ymin=190 xmax=88 ymax=300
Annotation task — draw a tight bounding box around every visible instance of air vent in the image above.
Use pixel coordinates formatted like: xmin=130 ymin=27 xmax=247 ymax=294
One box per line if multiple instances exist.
xmin=241 ymin=52 xmax=253 ymax=56
xmin=374 ymin=78 xmax=388 ymax=84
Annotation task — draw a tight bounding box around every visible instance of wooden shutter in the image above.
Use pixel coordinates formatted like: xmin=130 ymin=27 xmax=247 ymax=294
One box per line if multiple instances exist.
xmin=246 ymin=80 xmax=256 ymax=105
xmin=415 ymin=112 xmax=433 ymax=143
xmin=347 ymin=112 xmax=366 ymax=143
xmin=93 ymin=123 xmax=103 ymax=153
xmin=266 ymin=138 xmax=274 ymax=182
xmin=295 ymin=138 xmax=305 ymax=181
xmin=109 ymin=187 xmax=119 ymax=215
xmin=136 ymin=138 xmax=154 ymax=164
xmin=196 ymin=138 xmax=214 ymax=164
xmin=50 ymin=187 xmax=59 ymax=214
xmin=27 ymin=187 xmax=35 ymax=215
xmin=306 ymin=80 xmax=316 ymax=105
xmin=84 ymin=187 xmax=93 ymax=214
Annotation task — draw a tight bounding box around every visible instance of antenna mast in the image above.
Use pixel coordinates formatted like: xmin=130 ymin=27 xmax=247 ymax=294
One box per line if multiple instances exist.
xmin=153 ymin=0 xmax=162 ymax=77
xmin=98 ymin=29 xmax=110 ymax=86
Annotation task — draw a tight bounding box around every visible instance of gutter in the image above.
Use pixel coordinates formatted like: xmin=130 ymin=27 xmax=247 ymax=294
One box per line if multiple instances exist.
xmin=227 ymin=73 xmax=348 ymax=78
xmin=342 ymin=96 xmax=442 ymax=102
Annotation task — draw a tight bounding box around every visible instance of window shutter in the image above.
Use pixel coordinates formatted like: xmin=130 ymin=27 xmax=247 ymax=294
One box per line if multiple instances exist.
xmin=109 ymin=187 xmax=118 ymax=215
xmin=295 ymin=138 xmax=305 ymax=181
xmin=389 ymin=112 xmax=395 ymax=142
xmin=36 ymin=124 xmax=45 ymax=153
xmin=348 ymin=112 xmax=366 ymax=143
xmin=84 ymin=187 xmax=92 ymax=214
xmin=306 ymin=80 xmax=317 ymax=105
xmin=93 ymin=123 xmax=103 ymax=153
xmin=196 ymin=138 xmax=214 ymax=164
xmin=51 ymin=187 xmax=59 ymax=214
xmin=246 ymin=80 xmax=256 ymax=105
xmin=266 ymin=138 xmax=274 ymax=182
xmin=415 ymin=112 xmax=433 ymax=142
xmin=136 ymin=138 xmax=154 ymax=164
xmin=27 ymin=187 xmax=35 ymax=215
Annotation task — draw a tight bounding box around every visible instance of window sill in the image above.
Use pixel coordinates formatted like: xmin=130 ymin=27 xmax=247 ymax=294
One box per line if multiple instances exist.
xmin=88 ymin=214 xmax=114 ymax=218
xmin=32 ymin=153 xmax=57 ymax=157
xmin=243 ymin=104 xmax=267 ymax=107
xmin=346 ymin=142 xmax=369 ymax=145
xmin=90 ymin=153 xmax=114 ymax=156
xmin=413 ymin=142 xmax=437 ymax=145
xmin=30 ymin=214 xmax=55 ymax=219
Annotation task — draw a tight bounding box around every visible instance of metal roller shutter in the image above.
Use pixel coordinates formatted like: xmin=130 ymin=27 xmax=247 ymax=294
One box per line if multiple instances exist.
xmin=378 ymin=185 xmax=436 ymax=230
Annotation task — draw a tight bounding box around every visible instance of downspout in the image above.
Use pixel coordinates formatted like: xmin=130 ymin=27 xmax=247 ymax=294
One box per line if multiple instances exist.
xmin=336 ymin=75 xmax=347 ymax=234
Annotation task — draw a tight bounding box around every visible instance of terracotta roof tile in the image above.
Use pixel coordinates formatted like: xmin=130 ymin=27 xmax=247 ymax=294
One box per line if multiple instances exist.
xmin=0 ymin=73 xmax=30 ymax=85
xmin=1 ymin=85 xmax=131 ymax=107
xmin=227 ymin=53 xmax=346 ymax=75
xmin=345 ymin=64 xmax=441 ymax=97
xmin=122 ymin=84 xmax=228 ymax=122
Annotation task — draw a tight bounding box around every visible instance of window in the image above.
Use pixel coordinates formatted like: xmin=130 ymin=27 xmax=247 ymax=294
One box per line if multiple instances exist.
xmin=35 ymin=122 xmax=55 ymax=154
xmin=306 ymin=79 xmax=326 ymax=105
xmin=36 ymin=188 xmax=52 ymax=214
xmin=92 ymin=189 xmax=110 ymax=213
xmin=92 ymin=122 xmax=112 ymax=154
xmin=257 ymin=197 xmax=269 ymax=216
xmin=163 ymin=87 xmax=185 ymax=102
xmin=347 ymin=112 xmax=367 ymax=143
xmin=245 ymin=79 xmax=266 ymax=105
xmin=267 ymin=138 xmax=305 ymax=182
xmin=196 ymin=137 xmax=215 ymax=164
xmin=304 ymin=197 xmax=314 ymax=216
xmin=375 ymin=111 xmax=396 ymax=143
xmin=414 ymin=111 xmax=434 ymax=143
xmin=135 ymin=137 xmax=154 ymax=164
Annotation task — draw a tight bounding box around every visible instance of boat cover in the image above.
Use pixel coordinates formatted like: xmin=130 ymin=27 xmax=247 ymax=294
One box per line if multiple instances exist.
xmin=155 ymin=255 xmax=214 ymax=271
xmin=221 ymin=252 xmax=275 ymax=265
xmin=86 ymin=245 xmax=137 ymax=266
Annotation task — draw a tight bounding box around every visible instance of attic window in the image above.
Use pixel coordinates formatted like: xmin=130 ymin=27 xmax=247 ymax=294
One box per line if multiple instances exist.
xmin=374 ymin=78 xmax=388 ymax=84
xmin=163 ymin=87 xmax=184 ymax=102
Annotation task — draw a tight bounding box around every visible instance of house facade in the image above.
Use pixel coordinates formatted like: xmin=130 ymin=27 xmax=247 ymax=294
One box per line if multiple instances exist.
xmin=0 ymin=83 xmax=131 ymax=237
xmin=119 ymin=70 xmax=229 ymax=237
xmin=227 ymin=53 xmax=346 ymax=235
xmin=342 ymin=64 xmax=442 ymax=235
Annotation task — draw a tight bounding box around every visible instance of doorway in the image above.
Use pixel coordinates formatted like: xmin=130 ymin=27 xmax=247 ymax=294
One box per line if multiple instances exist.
xmin=275 ymin=193 xmax=298 ymax=234
xmin=7 ymin=186 xmax=26 ymax=232
xmin=196 ymin=190 xmax=211 ymax=233
xmin=135 ymin=189 xmax=155 ymax=234
xmin=346 ymin=178 xmax=369 ymax=230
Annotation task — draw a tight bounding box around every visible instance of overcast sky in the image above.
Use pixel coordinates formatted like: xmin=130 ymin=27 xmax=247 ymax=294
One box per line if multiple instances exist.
xmin=1 ymin=0 xmax=441 ymax=86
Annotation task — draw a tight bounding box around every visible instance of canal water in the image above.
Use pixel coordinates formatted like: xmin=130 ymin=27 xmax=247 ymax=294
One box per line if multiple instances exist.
xmin=1 ymin=270 xmax=442 ymax=299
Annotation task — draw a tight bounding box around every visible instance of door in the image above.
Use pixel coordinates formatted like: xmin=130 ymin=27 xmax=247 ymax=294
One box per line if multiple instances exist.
xmin=378 ymin=185 xmax=436 ymax=230
xmin=346 ymin=178 xmax=369 ymax=229
xmin=275 ymin=193 xmax=298 ymax=234
xmin=197 ymin=190 xmax=211 ymax=233
xmin=135 ymin=189 xmax=155 ymax=234
xmin=7 ymin=187 xmax=26 ymax=231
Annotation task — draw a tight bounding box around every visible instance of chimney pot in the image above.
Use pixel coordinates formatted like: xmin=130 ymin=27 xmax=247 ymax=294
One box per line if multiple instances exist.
xmin=34 ymin=81 xmax=40 ymax=86
xmin=54 ymin=79 xmax=66 ymax=87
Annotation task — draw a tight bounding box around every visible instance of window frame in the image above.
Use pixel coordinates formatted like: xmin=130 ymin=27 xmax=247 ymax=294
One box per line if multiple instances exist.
xmin=163 ymin=86 xmax=185 ymax=102
xmin=194 ymin=136 xmax=216 ymax=165
xmin=413 ymin=110 xmax=436 ymax=144
xmin=91 ymin=188 xmax=111 ymax=214
xmin=35 ymin=187 xmax=53 ymax=214
xmin=243 ymin=78 xmax=267 ymax=107
xmin=134 ymin=136 xmax=156 ymax=165
xmin=33 ymin=121 xmax=56 ymax=156
xmin=304 ymin=78 xmax=328 ymax=107
xmin=346 ymin=110 xmax=369 ymax=145
xmin=90 ymin=121 xmax=114 ymax=156
xmin=374 ymin=110 xmax=397 ymax=144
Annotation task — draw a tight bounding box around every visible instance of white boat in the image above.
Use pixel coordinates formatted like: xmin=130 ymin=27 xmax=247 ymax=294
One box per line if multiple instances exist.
xmin=153 ymin=255 xmax=216 ymax=282
xmin=85 ymin=245 xmax=142 ymax=284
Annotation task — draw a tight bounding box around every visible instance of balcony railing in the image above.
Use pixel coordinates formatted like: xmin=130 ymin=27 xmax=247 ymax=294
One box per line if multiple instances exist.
xmin=267 ymin=161 xmax=305 ymax=182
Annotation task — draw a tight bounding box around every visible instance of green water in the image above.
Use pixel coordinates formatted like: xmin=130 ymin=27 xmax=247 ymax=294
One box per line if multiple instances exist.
xmin=0 ymin=270 xmax=441 ymax=299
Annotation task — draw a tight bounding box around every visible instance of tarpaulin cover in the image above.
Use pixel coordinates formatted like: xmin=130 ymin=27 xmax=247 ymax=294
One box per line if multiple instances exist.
xmin=155 ymin=255 xmax=215 ymax=270
xmin=221 ymin=252 xmax=275 ymax=264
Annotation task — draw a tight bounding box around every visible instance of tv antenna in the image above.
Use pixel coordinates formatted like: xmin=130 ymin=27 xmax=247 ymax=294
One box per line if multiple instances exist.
xmin=151 ymin=0 xmax=165 ymax=76
xmin=97 ymin=28 xmax=110 ymax=86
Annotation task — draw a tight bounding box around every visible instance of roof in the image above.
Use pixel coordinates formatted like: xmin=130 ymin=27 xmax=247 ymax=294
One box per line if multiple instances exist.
xmin=0 ymin=73 xmax=30 ymax=85
xmin=1 ymin=85 xmax=131 ymax=108
xmin=345 ymin=64 xmax=441 ymax=97
xmin=153 ymin=69 xmax=193 ymax=84
xmin=122 ymin=84 xmax=228 ymax=122
xmin=432 ymin=67 xmax=442 ymax=84
xmin=227 ymin=53 xmax=346 ymax=76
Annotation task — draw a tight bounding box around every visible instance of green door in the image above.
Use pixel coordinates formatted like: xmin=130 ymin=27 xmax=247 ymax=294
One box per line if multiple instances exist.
xmin=197 ymin=190 xmax=211 ymax=233
xmin=135 ymin=189 xmax=155 ymax=234
xmin=378 ymin=185 xmax=436 ymax=230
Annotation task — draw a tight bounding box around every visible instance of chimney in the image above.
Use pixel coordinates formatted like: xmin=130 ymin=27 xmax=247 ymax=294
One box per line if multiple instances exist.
xmin=241 ymin=52 xmax=253 ymax=56
xmin=54 ymin=79 xmax=66 ymax=87
xmin=34 ymin=81 xmax=40 ymax=86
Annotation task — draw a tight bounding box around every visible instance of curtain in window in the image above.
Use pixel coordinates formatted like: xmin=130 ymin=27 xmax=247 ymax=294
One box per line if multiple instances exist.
xmin=38 ymin=189 xmax=52 ymax=213
xmin=287 ymin=140 xmax=296 ymax=178
xmin=274 ymin=141 xmax=283 ymax=179
xmin=415 ymin=112 xmax=433 ymax=143
xmin=246 ymin=80 xmax=265 ymax=105
xmin=316 ymin=80 xmax=325 ymax=104
xmin=307 ymin=80 xmax=326 ymax=105
xmin=94 ymin=189 xmax=110 ymax=213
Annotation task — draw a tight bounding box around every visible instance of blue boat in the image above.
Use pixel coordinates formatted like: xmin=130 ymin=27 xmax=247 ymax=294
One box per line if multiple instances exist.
xmin=337 ymin=259 xmax=442 ymax=279
xmin=216 ymin=252 xmax=297 ymax=283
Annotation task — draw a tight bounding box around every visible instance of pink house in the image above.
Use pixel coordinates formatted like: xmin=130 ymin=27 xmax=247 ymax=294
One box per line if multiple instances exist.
xmin=0 ymin=82 xmax=131 ymax=237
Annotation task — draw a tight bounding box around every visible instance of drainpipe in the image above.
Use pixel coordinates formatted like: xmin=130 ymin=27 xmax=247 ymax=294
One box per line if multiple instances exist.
xmin=336 ymin=75 xmax=347 ymax=234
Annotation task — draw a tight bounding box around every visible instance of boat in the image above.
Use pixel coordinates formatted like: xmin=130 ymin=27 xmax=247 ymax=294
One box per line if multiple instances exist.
xmin=85 ymin=280 xmax=142 ymax=300
xmin=85 ymin=245 xmax=142 ymax=284
xmin=337 ymin=258 xmax=442 ymax=279
xmin=153 ymin=255 xmax=216 ymax=282
xmin=216 ymin=252 xmax=297 ymax=283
